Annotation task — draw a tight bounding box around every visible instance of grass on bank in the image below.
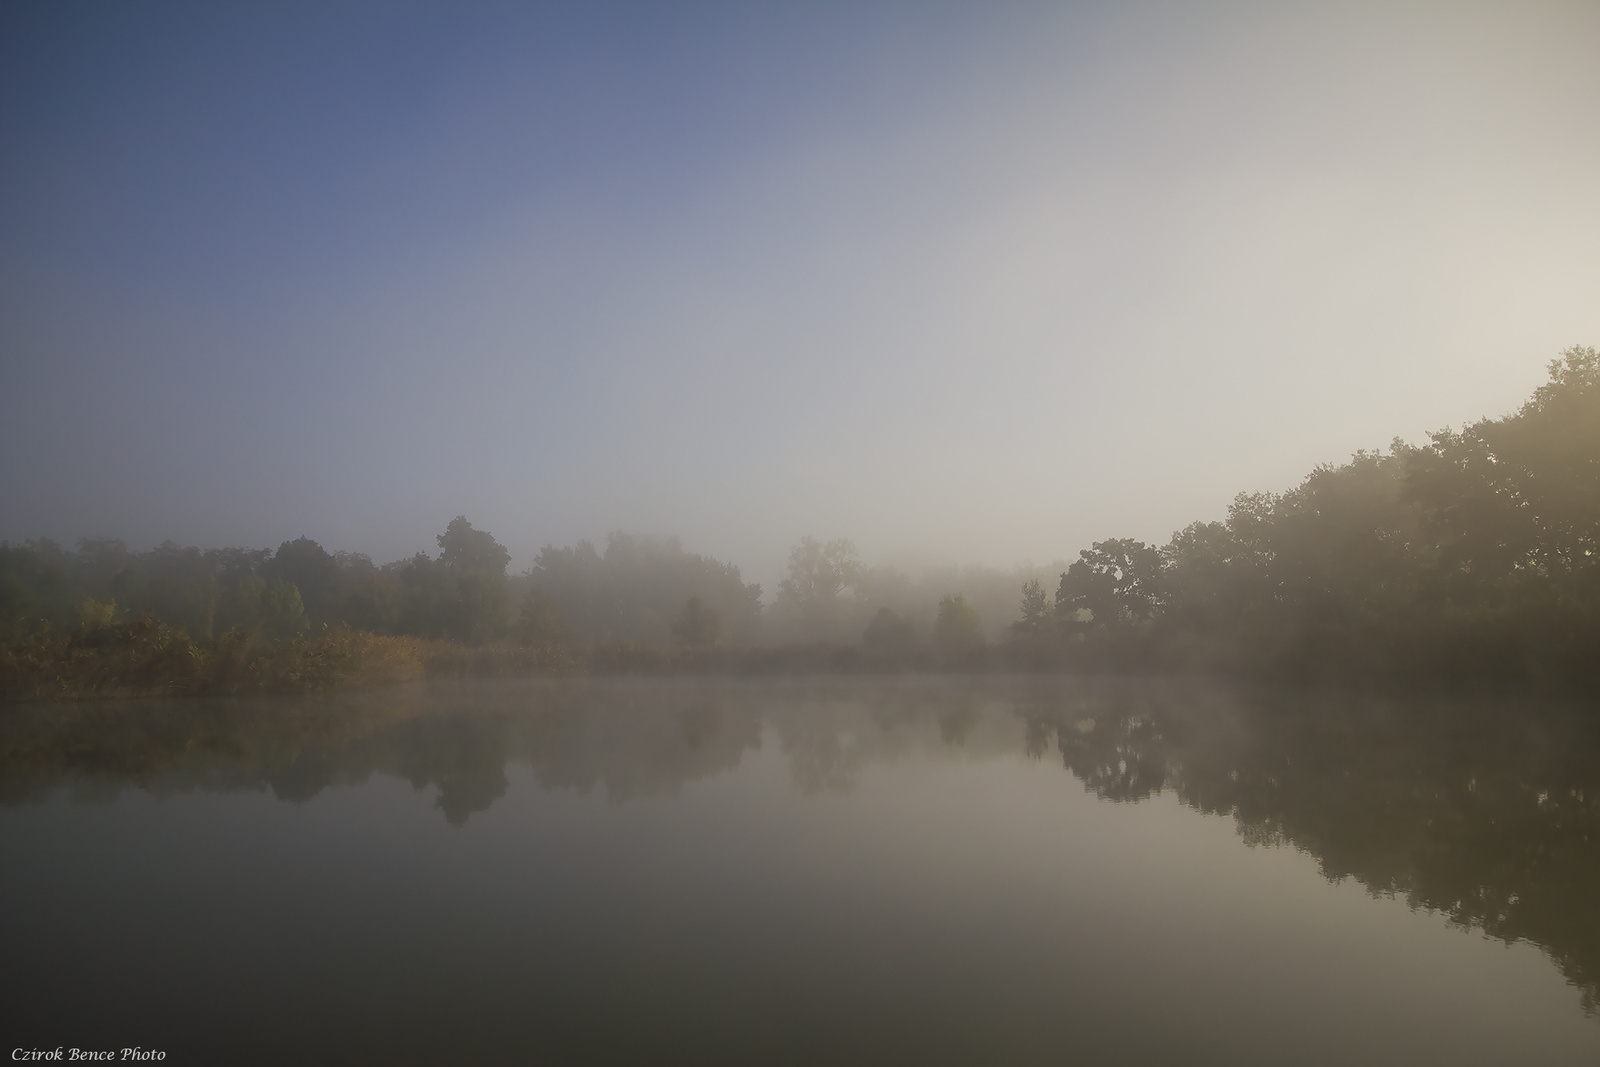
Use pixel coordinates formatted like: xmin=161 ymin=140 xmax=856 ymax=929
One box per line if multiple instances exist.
xmin=0 ymin=597 xmax=995 ymax=703
xmin=0 ymin=602 xmax=579 ymax=703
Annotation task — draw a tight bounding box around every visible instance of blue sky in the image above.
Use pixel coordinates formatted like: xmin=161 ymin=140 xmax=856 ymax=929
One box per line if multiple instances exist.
xmin=3 ymin=2 xmax=1597 ymax=586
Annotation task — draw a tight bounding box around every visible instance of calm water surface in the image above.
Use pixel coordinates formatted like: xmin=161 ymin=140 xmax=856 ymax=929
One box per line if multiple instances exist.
xmin=2 ymin=676 xmax=1597 ymax=1064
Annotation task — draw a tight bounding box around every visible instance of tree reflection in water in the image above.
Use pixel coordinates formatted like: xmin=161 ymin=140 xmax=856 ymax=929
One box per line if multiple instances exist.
xmin=1 ymin=676 xmax=1595 ymax=1008
xmin=1013 ymin=680 xmax=1600 ymax=1013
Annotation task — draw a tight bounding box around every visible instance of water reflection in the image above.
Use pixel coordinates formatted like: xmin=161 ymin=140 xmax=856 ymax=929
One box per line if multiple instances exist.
xmin=2 ymin=676 xmax=1596 ymax=1012
xmin=1017 ymin=682 xmax=1600 ymax=1012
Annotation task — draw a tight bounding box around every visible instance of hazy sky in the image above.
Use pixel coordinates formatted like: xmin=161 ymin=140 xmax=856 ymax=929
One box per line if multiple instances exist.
xmin=3 ymin=2 xmax=1597 ymax=586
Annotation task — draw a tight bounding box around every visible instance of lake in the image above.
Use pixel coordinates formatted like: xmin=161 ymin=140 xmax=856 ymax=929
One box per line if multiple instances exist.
xmin=2 ymin=676 xmax=1597 ymax=1064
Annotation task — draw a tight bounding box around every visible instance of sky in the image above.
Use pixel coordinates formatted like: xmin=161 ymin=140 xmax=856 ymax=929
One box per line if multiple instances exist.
xmin=2 ymin=1 xmax=1597 ymax=588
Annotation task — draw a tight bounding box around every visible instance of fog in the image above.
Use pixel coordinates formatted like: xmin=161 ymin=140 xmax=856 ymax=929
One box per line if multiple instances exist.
xmin=2 ymin=2 xmax=1598 ymax=589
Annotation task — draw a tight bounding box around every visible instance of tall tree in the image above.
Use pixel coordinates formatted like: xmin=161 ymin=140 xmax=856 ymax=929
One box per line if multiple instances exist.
xmin=438 ymin=516 xmax=512 ymax=577
xmin=264 ymin=537 xmax=340 ymax=626
xmin=1055 ymin=539 xmax=1164 ymax=629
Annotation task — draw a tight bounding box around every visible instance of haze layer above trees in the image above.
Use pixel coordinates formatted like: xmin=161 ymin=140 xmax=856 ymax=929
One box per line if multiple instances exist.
xmin=2 ymin=347 xmax=1595 ymax=692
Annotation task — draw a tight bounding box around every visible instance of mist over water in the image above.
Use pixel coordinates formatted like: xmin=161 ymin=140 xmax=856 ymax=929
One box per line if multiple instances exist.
xmin=3 ymin=6 xmax=1599 ymax=1061
xmin=4 ymin=677 xmax=1598 ymax=1064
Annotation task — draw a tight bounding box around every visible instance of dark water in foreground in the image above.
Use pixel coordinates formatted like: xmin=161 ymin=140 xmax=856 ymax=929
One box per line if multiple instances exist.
xmin=2 ymin=677 xmax=1597 ymax=1065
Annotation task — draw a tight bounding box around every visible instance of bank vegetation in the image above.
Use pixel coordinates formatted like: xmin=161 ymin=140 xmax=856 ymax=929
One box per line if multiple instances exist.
xmin=3 ymin=347 xmax=1595 ymax=701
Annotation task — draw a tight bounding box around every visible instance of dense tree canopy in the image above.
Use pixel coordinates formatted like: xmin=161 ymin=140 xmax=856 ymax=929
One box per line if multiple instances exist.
xmin=0 ymin=518 xmax=517 ymax=648
xmin=263 ymin=537 xmax=341 ymax=626
xmin=1056 ymin=538 xmax=1164 ymax=629
xmin=1015 ymin=346 xmax=1600 ymax=686
xmin=530 ymin=533 xmax=761 ymax=646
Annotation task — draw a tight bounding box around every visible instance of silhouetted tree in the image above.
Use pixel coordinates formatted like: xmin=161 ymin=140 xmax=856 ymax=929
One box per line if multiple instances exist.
xmin=1403 ymin=345 xmax=1599 ymax=606
xmin=1011 ymin=578 xmax=1050 ymax=635
xmin=264 ymin=537 xmax=340 ymax=626
xmin=438 ymin=516 xmax=512 ymax=576
xmin=395 ymin=518 xmax=512 ymax=643
xmin=1004 ymin=346 xmax=1600 ymax=685
xmin=1055 ymin=539 xmax=1164 ymax=629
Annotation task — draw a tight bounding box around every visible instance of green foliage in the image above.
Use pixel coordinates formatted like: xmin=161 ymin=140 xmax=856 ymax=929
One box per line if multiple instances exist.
xmin=0 ymin=614 xmax=577 ymax=702
xmin=261 ymin=581 xmax=311 ymax=641
xmin=398 ymin=518 xmax=513 ymax=643
xmin=0 ymin=517 xmax=518 ymax=651
xmin=0 ymin=608 xmax=203 ymax=700
xmin=228 ymin=576 xmax=268 ymax=633
xmin=264 ymin=537 xmax=340 ymax=625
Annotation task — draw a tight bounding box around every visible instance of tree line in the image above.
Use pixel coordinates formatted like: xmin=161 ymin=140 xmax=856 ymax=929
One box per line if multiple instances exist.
xmin=1 ymin=345 xmax=1594 ymax=691
xmin=1014 ymin=346 xmax=1598 ymax=687
xmin=0 ymin=522 xmax=763 ymax=649
xmin=0 ymin=522 xmax=1048 ymax=656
